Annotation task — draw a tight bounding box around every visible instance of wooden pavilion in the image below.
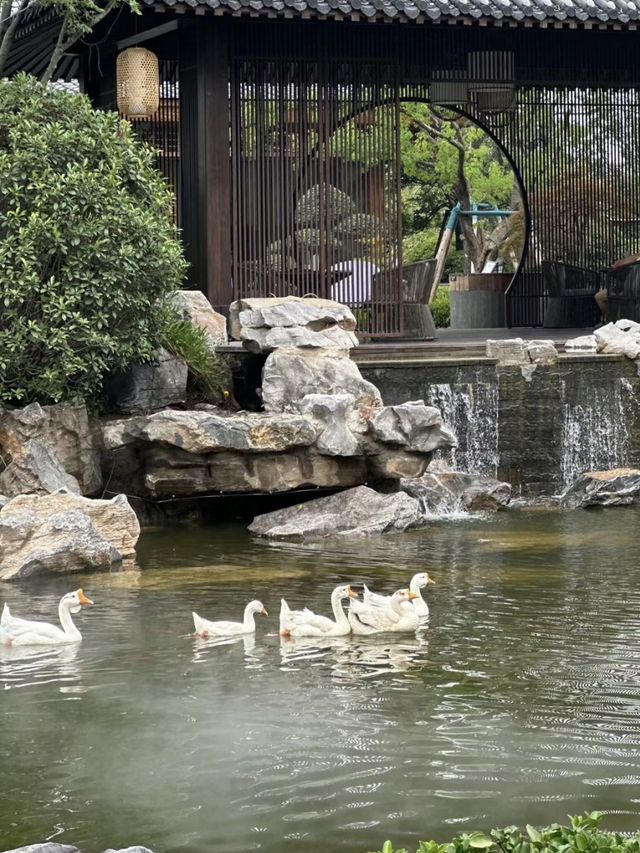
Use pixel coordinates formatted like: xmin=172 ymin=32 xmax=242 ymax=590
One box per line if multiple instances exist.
xmin=8 ymin=0 xmax=640 ymax=335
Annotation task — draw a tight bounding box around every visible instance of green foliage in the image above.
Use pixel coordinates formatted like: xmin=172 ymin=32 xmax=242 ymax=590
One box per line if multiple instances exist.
xmin=0 ymin=74 xmax=187 ymax=406
xmin=161 ymin=312 xmax=232 ymax=405
xmin=430 ymin=285 xmax=450 ymax=328
xmin=399 ymin=103 xmax=520 ymax=275
xmin=368 ymin=812 xmax=640 ymax=853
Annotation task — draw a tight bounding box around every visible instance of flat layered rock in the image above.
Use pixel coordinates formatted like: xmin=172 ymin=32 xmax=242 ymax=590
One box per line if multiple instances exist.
xmin=249 ymin=485 xmax=423 ymax=539
xmin=103 ymin=409 xmax=318 ymax=454
xmin=561 ymin=467 xmax=640 ymax=508
xmin=0 ymin=491 xmax=139 ymax=580
xmin=229 ymin=296 xmax=358 ymax=353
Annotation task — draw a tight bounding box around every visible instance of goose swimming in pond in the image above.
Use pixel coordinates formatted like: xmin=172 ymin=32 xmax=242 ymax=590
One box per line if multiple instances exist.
xmin=348 ymin=588 xmax=420 ymax=635
xmin=0 ymin=590 xmax=94 ymax=646
xmin=280 ymin=584 xmax=358 ymax=638
xmin=363 ymin=572 xmax=434 ymax=617
xmin=192 ymin=600 xmax=267 ymax=637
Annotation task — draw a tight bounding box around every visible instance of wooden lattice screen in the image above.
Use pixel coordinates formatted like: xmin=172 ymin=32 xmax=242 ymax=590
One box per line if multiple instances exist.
xmin=225 ymin=22 xmax=640 ymax=330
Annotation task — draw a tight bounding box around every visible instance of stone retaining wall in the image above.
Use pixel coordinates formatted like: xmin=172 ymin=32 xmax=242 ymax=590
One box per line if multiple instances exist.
xmin=359 ymin=353 xmax=640 ymax=497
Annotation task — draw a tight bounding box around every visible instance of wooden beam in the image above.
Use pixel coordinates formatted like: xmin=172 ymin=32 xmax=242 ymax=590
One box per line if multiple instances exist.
xmin=197 ymin=18 xmax=232 ymax=310
xmin=178 ymin=18 xmax=232 ymax=309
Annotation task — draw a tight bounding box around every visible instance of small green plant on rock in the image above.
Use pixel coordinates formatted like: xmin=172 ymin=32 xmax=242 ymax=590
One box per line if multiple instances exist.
xmin=0 ymin=74 xmax=187 ymax=406
xmin=370 ymin=812 xmax=638 ymax=853
xmin=161 ymin=312 xmax=233 ymax=406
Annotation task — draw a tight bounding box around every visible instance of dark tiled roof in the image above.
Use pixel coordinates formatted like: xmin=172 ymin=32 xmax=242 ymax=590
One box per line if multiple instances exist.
xmin=142 ymin=0 xmax=640 ymax=23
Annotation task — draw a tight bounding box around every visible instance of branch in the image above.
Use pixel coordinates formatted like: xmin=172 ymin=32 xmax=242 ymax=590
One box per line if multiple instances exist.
xmin=0 ymin=0 xmax=30 ymax=78
xmin=410 ymin=116 xmax=466 ymax=154
xmin=41 ymin=0 xmax=120 ymax=83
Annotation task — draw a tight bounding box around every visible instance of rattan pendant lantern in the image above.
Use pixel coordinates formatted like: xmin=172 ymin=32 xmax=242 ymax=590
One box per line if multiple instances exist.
xmin=116 ymin=47 xmax=160 ymax=119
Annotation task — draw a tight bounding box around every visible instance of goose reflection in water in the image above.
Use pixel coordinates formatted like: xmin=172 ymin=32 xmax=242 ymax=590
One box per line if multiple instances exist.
xmin=1 ymin=642 xmax=81 ymax=691
xmin=279 ymin=633 xmax=430 ymax=679
xmin=191 ymin=631 xmax=257 ymax=664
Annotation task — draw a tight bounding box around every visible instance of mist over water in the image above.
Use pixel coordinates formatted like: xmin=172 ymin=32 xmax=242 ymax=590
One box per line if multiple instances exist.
xmin=2 ymin=508 xmax=640 ymax=853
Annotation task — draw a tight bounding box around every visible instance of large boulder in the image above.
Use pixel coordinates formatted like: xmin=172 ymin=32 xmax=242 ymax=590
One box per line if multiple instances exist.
xmin=561 ymin=467 xmax=640 ymax=508
xmin=105 ymin=348 xmax=188 ymax=414
xmin=0 ymin=403 xmax=102 ymax=497
xmin=0 ymin=491 xmax=140 ymax=580
xmin=261 ymin=348 xmax=382 ymax=414
xmin=248 ymin=485 xmax=423 ymax=539
xmin=400 ymin=471 xmax=512 ymax=513
xmin=229 ymin=296 xmax=358 ymax=353
xmin=171 ymin=289 xmax=228 ymax=350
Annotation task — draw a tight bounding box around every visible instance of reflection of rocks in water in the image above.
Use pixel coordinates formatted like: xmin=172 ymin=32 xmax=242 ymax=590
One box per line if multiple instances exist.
xmin=0 ymin=642 xmax=81 ymax=691
xmin=279 ymin=634 xmax=429 ymax=679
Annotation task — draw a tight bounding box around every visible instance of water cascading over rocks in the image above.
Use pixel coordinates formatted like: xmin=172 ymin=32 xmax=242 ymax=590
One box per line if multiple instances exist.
xmin=559 ymin=377 xmax=638 ymax=492
xmin=425 ymin=379 xmax=499 ymax=476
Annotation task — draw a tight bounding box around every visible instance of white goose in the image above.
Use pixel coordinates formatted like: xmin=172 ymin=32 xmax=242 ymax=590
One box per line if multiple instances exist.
xmin=0 ymin=590 xmax=93 ymax=646
xmin=192 ymin=600 xmax=267 ymax=637
xmin=363 ymin=572 xmax=435 ymax=617
xmin=348 ymin=589 xmax=420 ymax=635
xmin=280 ymin=584 xmax=358 ymax=638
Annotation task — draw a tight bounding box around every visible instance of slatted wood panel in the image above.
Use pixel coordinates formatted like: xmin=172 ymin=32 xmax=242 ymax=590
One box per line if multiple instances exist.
xmin=230 ymin=28 xmax=404 ymax=336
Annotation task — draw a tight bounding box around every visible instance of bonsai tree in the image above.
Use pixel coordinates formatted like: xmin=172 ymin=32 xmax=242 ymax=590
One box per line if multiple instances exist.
xmin=0 ymin=74 xmax=187 ymax=405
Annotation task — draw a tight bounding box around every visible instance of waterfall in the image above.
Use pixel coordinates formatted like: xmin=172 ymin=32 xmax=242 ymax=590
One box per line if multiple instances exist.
xmin=425 ymin=376 xmax=499 ymax=476
xmin=560 ymin=377 xmax=637 ymax=491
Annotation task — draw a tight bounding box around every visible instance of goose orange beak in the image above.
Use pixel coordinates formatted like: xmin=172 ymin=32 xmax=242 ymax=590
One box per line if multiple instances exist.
xmin=407 ymin=590 xmax=419 ymax=600
xmin=261 ymin=607 xmax=268 ymax=616
xmin=348 ymin=586 xmax=359 ymax=598
xmin=77 ymin=589 xmax=93 ymax=605
xmin=427 ymin=576 xmax=435 ymax=585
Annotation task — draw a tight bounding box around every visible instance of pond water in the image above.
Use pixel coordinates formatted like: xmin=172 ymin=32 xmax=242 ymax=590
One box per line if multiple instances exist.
xmin=2 ymin=507 xmax=640 ymax=853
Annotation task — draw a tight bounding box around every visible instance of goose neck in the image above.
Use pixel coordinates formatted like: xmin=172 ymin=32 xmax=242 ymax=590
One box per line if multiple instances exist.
xmin=58 ymin=600 xmax=82 ymax=640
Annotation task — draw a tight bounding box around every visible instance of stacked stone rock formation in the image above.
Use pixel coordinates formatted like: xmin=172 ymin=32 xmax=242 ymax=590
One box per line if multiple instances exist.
xmin=101 ymin=296 xmax=457 ymax=499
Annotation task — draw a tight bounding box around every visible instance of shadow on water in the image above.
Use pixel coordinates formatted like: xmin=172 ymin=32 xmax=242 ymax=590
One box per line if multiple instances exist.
xmin=3 ymin=507 xmax=640 ymax=853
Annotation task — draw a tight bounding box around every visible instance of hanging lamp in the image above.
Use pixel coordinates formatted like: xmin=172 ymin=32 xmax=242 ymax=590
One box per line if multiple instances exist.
xmin=116 ymin=47 xmax=160 ymax=119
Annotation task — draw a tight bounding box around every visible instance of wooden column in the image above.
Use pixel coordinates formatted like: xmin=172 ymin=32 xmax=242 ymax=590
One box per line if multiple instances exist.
xmin=179 ymin=18 xmax=232 ymax=310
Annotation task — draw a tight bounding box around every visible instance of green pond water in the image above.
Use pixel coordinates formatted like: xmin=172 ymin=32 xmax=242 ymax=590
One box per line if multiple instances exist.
xmin=2 ymin=507 xmax=640 ymax=853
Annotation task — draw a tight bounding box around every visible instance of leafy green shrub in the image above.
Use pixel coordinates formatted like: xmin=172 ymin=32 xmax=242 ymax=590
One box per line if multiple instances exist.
xmin=0 ymin=74 xmax=187 ymax=406
xmin=369 ymin=812 xmax=636 ymax=853
xmin=161 ymin=312 xmax=232 ymax=405
xmin=430 ymin=285 xmax=450 ymax=328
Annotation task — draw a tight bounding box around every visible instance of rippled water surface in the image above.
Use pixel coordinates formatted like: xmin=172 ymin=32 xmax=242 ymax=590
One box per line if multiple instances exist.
xmin=3 ymin=507 xmax=640 ymax=853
